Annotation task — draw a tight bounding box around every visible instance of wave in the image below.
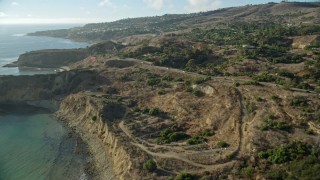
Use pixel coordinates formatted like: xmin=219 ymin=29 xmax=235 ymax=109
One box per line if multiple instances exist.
xmin=11 ymin=34 xmax=26 ymax=37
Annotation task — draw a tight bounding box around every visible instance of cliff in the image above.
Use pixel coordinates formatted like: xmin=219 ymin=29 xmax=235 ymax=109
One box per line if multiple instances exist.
xmin=17 ymin=49 xmax=89 ymax=68
xmin=0 ymin=70 xmax=97 ymax=104
xmin=56 ymin=94 xmax=145 ymax=180
xmin=15 ymin=41 xmax=124 ymax=69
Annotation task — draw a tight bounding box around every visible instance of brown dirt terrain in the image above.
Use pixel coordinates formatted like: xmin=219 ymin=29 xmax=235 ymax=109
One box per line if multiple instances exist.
xmin=54 ymin=57 xmax=320 ymax=179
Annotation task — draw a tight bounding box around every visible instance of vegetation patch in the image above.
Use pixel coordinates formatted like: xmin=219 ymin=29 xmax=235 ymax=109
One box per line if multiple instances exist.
xmin=148 ymin=107 xmax=160 ymax=116
xmin=147 ymin=78 xmax=161 ymax=86
xmin=91 ymin=115 xmax=97 ymax=121
xmin=240 ymin=166 xmax=255 ymax=178
xmin=290 ymin=96 xmax=309 ymax=107
xmin=266 ymin=169 xmax=288 ymax=180
xmin=243 ymin=80 xmax=261 ymax=86
xmin=158 ymin=128 xmax=189 ymax=144
xmin=174 ymin=172 xmax=196 ymax=180
xmin=186 ymin=130 xmax=214 ymax=145
xmin=252 ymin=73 xmax=279 ymax=82
xmin=217 ymin=141 xmax=229 ymax=148
xmin=157 ymin=90 xmax=167 ymax=95
xmin=259 ymin=114 xmax=292 ymax=132
xmin=258 ymin=141 xmax=315 ymax=164
xmin=143 ymin=159 xmax=157 ymax=172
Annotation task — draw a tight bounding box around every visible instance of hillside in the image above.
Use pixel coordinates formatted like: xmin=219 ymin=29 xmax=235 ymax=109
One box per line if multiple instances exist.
xmin=28 ymin=2 xmax=320 ymax=43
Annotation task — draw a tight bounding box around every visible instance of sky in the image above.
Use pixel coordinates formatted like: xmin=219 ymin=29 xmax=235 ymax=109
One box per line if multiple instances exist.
xmin=0 ymin=0 xmax=308 ymax=24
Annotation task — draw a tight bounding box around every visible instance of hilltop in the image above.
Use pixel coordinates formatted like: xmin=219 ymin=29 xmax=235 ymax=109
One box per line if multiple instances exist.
xmin=1 ymin=1 xmax=320 ymax=180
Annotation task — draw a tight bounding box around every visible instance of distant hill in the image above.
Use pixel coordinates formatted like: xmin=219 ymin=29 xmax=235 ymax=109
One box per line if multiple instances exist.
xmin=28 ymin=2 xmax=320 ymax=43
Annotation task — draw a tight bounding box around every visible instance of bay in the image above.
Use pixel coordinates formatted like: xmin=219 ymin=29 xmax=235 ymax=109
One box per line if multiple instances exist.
xmin=0 ymin=24 xmax=89 ymax=75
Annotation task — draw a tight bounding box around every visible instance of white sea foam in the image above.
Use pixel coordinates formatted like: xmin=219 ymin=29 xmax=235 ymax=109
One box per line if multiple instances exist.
xmin=0 ymin=57 xmax=18 ymax=63
xmin=11 ymin=33 xmax=26 ymax=37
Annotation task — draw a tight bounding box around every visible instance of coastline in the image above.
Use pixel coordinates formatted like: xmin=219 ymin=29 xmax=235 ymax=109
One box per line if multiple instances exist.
xmin=57 ymin=115 xmax=115 ymax=180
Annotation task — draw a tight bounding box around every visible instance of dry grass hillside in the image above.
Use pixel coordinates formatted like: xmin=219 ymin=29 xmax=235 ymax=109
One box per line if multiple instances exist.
xmin=54 ymin=57 xmax=320 ymax=179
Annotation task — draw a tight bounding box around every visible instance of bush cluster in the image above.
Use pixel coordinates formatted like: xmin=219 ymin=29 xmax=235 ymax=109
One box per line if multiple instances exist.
xmin=158 ymin=128 xmax=189 ymax=144
xmin=260 ymin=115 xmax=292 ymax=132
xmin=186 ymin=130 xmax=214 ymax=145
xmin=143 ymin=159 xmax=157 ymax=172
xmin=258 ymin=142 xmax=314 ymax=164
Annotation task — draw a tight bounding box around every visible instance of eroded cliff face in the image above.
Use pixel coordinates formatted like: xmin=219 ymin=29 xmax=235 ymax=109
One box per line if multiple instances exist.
xmin=0 ymin=69 xmax=148 ymax=179
xmin=0 ymin=70 xmax=97 ymax=103
xmin=56 ymin=94 xmax=144 ymax=180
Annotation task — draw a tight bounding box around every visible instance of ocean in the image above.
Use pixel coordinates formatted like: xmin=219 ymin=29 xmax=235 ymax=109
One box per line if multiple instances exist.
xmin=0 ymin=112 xmax=91 ymax=180
xmin=0 ymin=24 xmax=89 ymax=75
xmin=0 ymin=25 xmax=92 ymax=180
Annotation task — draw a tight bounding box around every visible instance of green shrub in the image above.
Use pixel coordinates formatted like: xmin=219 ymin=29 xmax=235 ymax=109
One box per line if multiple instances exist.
xmin=174 ymin=77 xmax=184 ymax=82
xmin=245 ymin=102 xmax=256 ymax=114
xmin=192 ymin=89 xmax=203 ymax=97
xmin=149 ymin=107 xmax=160 ymax=116
xmin=268 ymin=120 xmax=292 ymax=132
xmin=201 ymin=129 xmax=215 ymax=137
xmin=174 ymin=172 xmax=195 ymax=180
xmin=286 ymin=156 xmax=320 ymax=179
xmin=290 ymin=96 xmax=309 ymax=107
xmin=217 ymin=141 xmax=229 ymax=148
xmin=258 ymin=151 xmax=269 ymax=159
xmin=259 ymin=125 xmax=269 ymax=131
xmin=233 ymin=81 xmax=240 ymax=87
xmin=91 ymin=116 xmax=97 ymax=121
xmin=142 ymin=107 xmax=150 ymax=114
xmin=186 ymin=130 xmax=214 ymax=145
xmin=185 ymin=86 xmax=193 ymax=93
xmin=119 ymin=74 xmax=132 ymax=81
xmin=258 ymin=142 xmax=313 ymax=164
xmin=253 ymin=73 xmax=278 ymax=82
xmin=193 ymin=77 xmax=207 ymax=84
xmin=240 ymin=166 xmax=255 ymax=178
xmin=256 ymin=96 xmax=264 ymax=102
xmin=158 ymin=90 xmax=167 ymax=95
xmin=169 ymin=132 xmax=188 ymax=142
xmin=277 ymin=70 xmax=295 ymax=78
xmin=227 ymin=152 xmax=236 ymax=160
xmin=159 ymin=82 xmax=171 ymax=88
xmin=162 ymin=75 xmax=174 ymax=81
xmin=160 ymin=128 xmax=171 ymax=137
xmin=131 ymin=107 xmax=140 ymax=113
xmin=266 ymin=169 xmax=288 ymax=179
xmin=147 ymin=78 xmax=161 ymax=86
xmin=159 ymin=129 xmax=188 ymax=144
xmin=261 ymin=115 xmax=292 ymax=132
xmin=304 ymin=129 xmax=315 ymax=135
xmin=271 ymin=95 xmax=280 ymax=101
xmin=243 ymin=80 xmax=260 ymax=86
xmin=184 ymin=80 xmax=191 ymax=86
xmin=187 ymin=136 xmax=207 ymax=145
xmin=143 ymin=159 xmax=157 ymax=172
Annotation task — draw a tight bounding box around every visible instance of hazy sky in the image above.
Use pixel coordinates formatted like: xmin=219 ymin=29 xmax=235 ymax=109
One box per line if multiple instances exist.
xmin=0 ymin=0 xmax=287 ymax=24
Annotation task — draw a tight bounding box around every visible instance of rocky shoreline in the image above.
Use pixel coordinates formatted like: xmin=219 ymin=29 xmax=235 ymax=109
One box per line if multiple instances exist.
xmin=0 ymin=99 xmax=116 ymax=179
xmin=57 ymin=115 xmax=115 ymax=180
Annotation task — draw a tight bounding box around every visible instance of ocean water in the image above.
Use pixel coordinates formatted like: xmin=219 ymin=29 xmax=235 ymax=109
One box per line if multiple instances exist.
xmin=0 ymin=25 xmax=92 ymax=179
xmin=0 ymin=113 xmax=91 ymax=180
xmin=0 ymin=24 xmax=89 ymax=75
